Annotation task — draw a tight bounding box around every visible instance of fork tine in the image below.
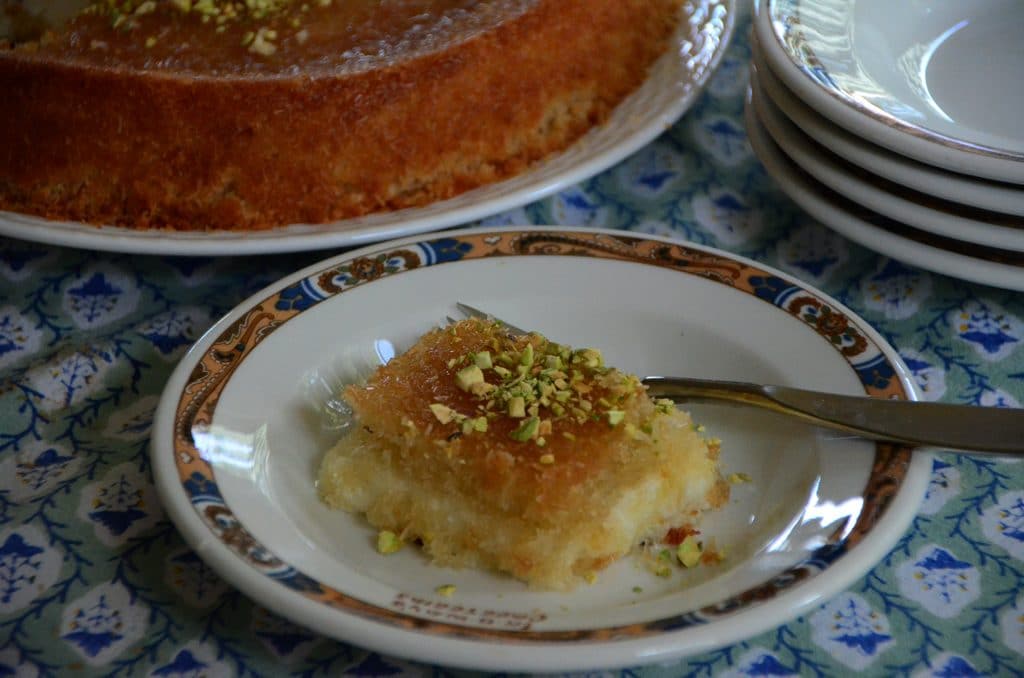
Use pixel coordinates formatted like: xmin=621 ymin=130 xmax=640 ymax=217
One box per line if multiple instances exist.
xmin=456 ymin=302 xmax=528 ymax=336
xmin=455 ymin=302 xmax=488 ymax=320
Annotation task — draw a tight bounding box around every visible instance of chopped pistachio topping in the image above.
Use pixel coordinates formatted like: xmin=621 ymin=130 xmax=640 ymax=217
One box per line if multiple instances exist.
xmin=82 ymin=0 xmax=309 ymax=54
xmin=574 ymin=348 xmax=603 ymax=368
xmin=469 ymin=381 xmax=495 ymax=397
xmin=539 ymin=453 xmax=555 ymax=464
xmin=728 ymin=472 xmax=752 ymax=484
xmin=376 ymin=530 xmax=402 ymax=555
xmin=249 ymin=26 xmax=277 ymax=55
xmin=508 ymin=396 xmax=526 ymax=418
xmin=431 ymin=320 xmax=680 ymax=445
xmin=654 ymin=549 xmax=673 ymax=577
xmin=510 ymin=416 xmax=540 ymax=442
xmin=461 ymin=416 xmax=487 ymax=434
xmin=435 ymin=584 xmax=456 ymax=597
xmin=430 ymin=403 xmax=455 ymax=424
xmin=455 ymin=365 xmax=485 ymax=391
xmin=677 ymin=536 xmax=702 ymax=568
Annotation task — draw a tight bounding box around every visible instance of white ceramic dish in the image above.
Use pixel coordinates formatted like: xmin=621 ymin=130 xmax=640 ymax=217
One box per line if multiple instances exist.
xmin=750 ymin=75 xmax=1024 ymax=252
xmin=755 ymin=0 xmax=1024 ymax=184
xmin=152 ymin=226 xmax=930 ymax=671
xmin=746 ymin=101 xmax=1024 ymax=292
xmin=0 ymin=0 xmax=734 ymax=256
xmin=750 ymin=38 xmax=1024 ymax=218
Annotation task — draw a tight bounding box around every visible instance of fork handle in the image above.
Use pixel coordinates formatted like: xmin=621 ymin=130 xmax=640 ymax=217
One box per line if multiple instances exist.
xmin=642 ymin=376 xmax=1024 ymax=455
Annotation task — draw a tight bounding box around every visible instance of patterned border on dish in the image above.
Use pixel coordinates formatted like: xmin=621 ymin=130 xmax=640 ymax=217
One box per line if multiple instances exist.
xmin=170 ymin=230 xmax=912 ymax=642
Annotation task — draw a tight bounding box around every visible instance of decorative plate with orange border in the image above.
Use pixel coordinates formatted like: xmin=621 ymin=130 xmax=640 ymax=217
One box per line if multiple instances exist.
xmin=151 ymin=227 xmax=931 ymax=672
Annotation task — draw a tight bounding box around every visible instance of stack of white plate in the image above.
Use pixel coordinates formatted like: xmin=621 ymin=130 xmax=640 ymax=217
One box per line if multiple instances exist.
xmin=748 ymin=0 xmax=1024 ymax=291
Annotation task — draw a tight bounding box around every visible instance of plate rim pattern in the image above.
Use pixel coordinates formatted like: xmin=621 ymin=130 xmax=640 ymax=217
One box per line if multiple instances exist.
xmin=162 ymin=228 xmax=915 ymax=644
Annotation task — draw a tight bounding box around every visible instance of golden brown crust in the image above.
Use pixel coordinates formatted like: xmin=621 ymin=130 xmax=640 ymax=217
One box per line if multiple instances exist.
xmin=0 ymin=0 xmax=681 ymax=230
xmin=343 ymin=319 xmax=649 ymax=519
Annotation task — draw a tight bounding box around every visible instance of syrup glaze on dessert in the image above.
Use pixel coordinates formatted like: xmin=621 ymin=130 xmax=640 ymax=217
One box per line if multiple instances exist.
xmin=1 ymin=0 xmax=683 ymax=230
xmin=321 ymin=318 xmax=727 ymax=588
xmin=340 ymin=318 xmax=718 ymax=517
xmin=3 ymin=0 xmax=534 ymax=75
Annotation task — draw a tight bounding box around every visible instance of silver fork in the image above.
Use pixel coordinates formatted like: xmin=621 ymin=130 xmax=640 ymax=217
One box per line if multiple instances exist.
xmin=455 ymin=302 xmax=1024 ymax=455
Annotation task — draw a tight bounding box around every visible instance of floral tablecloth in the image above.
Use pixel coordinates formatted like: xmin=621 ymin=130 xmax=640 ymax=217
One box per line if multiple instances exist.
xmin=2 ymin=13 xmax=1024 ymax=678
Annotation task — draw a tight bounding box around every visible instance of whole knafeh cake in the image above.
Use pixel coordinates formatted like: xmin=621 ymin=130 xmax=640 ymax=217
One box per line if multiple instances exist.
xmin=0 ymin=0 xmax=682 ymax=231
